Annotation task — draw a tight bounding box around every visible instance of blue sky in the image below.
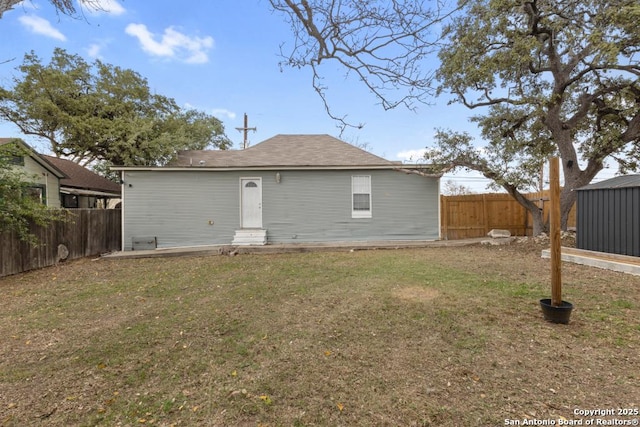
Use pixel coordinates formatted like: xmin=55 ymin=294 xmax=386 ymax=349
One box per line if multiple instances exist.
xmin=0 ymin=0 xmax=617 ymax=191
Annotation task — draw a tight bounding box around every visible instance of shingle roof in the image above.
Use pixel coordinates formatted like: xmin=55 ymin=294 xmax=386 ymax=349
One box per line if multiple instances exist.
xmin=43 ymin=155 xmax=121 ymax=195
xmin=0 ymin=138 xmax=17 ymax=146
xmin=578 ymin=175 xmax=640 ymax=190
xmin=173 ymin=134 xmax=400 ymax=168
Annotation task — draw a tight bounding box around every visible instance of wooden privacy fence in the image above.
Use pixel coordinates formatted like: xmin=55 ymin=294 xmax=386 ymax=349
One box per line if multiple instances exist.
xmin=440 ymin=191 xmax=576 ymax=240
xmin=0 ymin=209 xmax=121 ymax=277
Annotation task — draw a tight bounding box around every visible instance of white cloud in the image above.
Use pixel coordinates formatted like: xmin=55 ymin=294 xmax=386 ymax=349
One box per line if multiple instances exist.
xmin=18 ymin=15 xmax=66 ymax=41
xmin=125 ymin=23 xmax=214 ymax=64
xmin=182 ymin=104 xmax=235 ymax=120
xmin=86 ymin=42 xmax=103 ymax=58
xmin=125 ymin=23 xmax=173 ymax=56
xmin=78 ymin=0 xmax=125 ymax=16
xmin=396 ymin=148 xmax=428 ymax=162
xmin=211 ymin=109 xmax=236 ymax=120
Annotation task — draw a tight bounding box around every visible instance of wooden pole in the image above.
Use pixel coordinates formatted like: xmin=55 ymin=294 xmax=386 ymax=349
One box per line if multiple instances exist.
xmin=549 ymin=157 xmax=562 ymax=306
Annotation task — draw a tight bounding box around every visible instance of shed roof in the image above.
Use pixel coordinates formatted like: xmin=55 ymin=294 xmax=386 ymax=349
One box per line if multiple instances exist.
xmin=173 ymin=134 xmax=400 ymax=168
xmin=577 ymin=175 xmax=640 ymax=191
xmin=43 ymin=155 xmax=121 ymax=196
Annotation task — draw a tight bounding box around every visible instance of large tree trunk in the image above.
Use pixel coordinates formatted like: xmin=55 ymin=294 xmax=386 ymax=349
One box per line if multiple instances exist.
xmin=504 ymin=186 xmax=547 ymax=236
xmin=558 ymin=148 xmax=603 ymax=231
xmin=560 ymin=187 xmax=577 ymax=231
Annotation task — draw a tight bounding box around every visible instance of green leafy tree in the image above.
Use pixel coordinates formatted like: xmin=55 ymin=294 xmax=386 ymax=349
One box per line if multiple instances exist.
xmin=0 ymin=140 xmax=66 ymax=244
xmin=0 ymin=48 xmax=231 ymax=171
xmin=435 ymin=0 xmax=640 ymax=234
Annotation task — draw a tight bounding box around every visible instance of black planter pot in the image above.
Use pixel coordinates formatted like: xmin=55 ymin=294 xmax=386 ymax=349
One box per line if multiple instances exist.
xmin=540 ymin=298 xmax=574 ymax=324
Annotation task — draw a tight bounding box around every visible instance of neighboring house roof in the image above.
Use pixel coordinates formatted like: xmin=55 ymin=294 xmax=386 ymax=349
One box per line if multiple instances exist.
xmin=43 ymin=155 xmax=121 ymax=197
xmin=0 ymin=137 xmax=18 ymax=147
xmin=0 ymin=138 xmax=67 ymax=179
xmin=578 ymin=175 xmax=640 ymax=191
xmin=173 ymin=134 xmax=400 ymax=168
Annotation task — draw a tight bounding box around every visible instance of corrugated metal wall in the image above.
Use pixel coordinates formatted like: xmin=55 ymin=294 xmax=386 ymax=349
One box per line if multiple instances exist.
xmin=577 ymin=186 xmax=640 ymax=256
xmin=121 ymin=169 xmax=440 ymax=250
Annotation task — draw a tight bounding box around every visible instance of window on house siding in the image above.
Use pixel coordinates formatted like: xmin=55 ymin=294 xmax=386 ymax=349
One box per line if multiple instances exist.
xmin=62 ymin=194 xmax=79 ymax=208
xmin=352 ymin=175 xmax=372 ymax=218
xmin=9 ymin=155 xmax=25 ymax=166
xmin=26 ymin=185 xmax=46 ymax=205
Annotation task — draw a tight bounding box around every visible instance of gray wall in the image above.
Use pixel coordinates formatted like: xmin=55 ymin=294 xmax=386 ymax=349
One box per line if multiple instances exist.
xmin=121 ymin=169 xmax=439 ymax=250
xmin=577 ymin=187 xmax=640 ymax=256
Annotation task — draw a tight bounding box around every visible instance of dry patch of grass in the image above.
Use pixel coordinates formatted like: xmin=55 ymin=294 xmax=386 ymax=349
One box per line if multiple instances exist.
xmin=0 ymin=243 xmax=639 ymax=426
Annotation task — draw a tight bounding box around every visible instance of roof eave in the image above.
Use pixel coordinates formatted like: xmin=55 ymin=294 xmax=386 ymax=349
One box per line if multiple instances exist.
xmin=60 ymin=187 xmax=121 ymax=197
xmin=112 ymin=164 xmax=439 ymax=173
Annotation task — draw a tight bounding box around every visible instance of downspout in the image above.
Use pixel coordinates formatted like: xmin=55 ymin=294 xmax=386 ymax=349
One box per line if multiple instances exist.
xmin=438 ymin=176 xmax=443 ymax=240
xmin=44 ymin=172 xmax=48 ymax=205
xmin=121 ymin=171 xmax=125 ymax=251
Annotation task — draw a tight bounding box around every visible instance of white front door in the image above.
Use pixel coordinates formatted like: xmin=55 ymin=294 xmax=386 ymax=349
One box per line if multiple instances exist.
xmin=240 ymin=178 xmax=262 ymax=228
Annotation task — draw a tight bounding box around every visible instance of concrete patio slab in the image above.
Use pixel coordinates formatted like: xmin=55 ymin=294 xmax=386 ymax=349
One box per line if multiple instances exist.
xmin=102 ymin=238 xmax=486 ymax=260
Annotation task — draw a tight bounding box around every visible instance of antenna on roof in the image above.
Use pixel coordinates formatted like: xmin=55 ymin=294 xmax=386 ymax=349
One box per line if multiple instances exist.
xmin=235 ymin=113 xmax=257 ymax=149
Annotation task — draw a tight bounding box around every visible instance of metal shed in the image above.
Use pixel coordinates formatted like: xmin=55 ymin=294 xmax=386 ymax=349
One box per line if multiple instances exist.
xmin=576 ymin=175 xmax=640 ymax=256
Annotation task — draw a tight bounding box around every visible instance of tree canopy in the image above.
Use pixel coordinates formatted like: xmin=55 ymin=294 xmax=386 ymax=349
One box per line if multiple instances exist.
xmin=0 ymin=48 xmax=231 ymax=170
xmin=435 ymin=0 xmax=640 ymax=233
xmin=273 ymin=0 xmax=640 ymax=235
xmin=0 ymin=0 xmax=103 ymax=19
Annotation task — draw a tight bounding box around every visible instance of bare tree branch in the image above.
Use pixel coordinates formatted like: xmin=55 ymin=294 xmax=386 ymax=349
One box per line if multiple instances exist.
xmin=0 ymin=0 xmax=106 ymax=20
xmin=270 ymin=0 xmax=464 ymax=130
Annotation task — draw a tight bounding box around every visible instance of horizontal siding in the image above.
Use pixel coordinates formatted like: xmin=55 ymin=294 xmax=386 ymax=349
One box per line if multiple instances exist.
xmin=122 ymin=169 xmax=439 ymax=250
xmin=122 ymin=171 xmax=240 ymax=249
xmin=22 ymin=156 xmax=61 ymax=208
xmin=264 ymin=169 xmax=439 ymax=243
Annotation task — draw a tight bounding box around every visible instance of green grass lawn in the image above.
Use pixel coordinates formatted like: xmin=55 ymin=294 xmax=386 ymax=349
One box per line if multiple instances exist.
xmin=0 ymin=246 xmax=638 ymax=426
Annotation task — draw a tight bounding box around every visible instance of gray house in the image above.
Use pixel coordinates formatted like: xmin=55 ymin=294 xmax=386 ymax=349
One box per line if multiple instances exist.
xmin=113 ymin=134 xmax=441 ymax=250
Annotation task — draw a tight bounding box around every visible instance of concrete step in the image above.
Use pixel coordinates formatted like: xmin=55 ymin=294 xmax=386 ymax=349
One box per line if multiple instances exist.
xmin=232 ymin=229 xmax=267 ymax=246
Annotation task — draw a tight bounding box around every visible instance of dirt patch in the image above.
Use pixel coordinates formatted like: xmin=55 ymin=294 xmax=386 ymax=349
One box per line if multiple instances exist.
xmin=392 ymin=286 xmax=440 ymax=302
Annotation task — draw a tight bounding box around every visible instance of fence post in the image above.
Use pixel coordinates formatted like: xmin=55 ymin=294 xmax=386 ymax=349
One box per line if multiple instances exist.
xmin=482 ymin=194 xmax=489 ymax=236
xmin=440 ymin=195 xmax=448 ymax=240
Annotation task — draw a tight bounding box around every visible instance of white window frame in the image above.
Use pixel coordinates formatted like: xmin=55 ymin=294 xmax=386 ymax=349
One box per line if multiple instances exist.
xmin=351 ymin=175 xmax=372 ymax=218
